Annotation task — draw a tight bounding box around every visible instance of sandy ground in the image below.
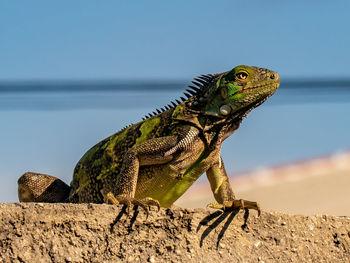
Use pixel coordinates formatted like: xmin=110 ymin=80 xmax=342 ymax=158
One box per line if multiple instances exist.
xmin=176 ymin=151 xmax=350 ymax=216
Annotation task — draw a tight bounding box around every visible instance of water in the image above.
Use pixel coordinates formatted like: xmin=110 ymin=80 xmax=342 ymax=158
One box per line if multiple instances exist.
xmin=1 ymin=81 xmax=350 ymax=202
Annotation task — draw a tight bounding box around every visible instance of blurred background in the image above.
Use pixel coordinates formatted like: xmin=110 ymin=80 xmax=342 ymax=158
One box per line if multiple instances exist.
xmin=1 ymin=1 xmax=350 ymax=215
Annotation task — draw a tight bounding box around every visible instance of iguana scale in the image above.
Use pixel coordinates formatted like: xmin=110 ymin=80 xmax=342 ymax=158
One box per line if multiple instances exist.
xmin=18 ymin=65 xmax=280 ymax=215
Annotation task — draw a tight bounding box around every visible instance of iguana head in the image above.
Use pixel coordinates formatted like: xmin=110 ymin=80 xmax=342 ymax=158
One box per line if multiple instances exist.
xmin=199 ymin=65 xmax=280 ymax=118
xmin=144 ymin=65 xmax=280 ymax=124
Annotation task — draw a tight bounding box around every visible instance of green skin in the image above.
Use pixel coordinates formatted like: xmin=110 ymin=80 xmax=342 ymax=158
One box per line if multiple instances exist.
xmin=18 ymin=65 xmax=280 ymax=214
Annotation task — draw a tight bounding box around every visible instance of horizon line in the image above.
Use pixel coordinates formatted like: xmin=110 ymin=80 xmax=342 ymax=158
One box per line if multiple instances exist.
xmin=1 ymin=78 xmax=350 ymax=93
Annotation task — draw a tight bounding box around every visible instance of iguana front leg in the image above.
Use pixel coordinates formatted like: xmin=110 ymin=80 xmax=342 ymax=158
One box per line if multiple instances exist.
xmin=105 ymin=127 xmax=199 ymax=216
xmin=206 ymin=156 xmax=261 ymax=216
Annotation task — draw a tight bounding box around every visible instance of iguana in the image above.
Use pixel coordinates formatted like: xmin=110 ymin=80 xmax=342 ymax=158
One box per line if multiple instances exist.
xmin=17 ymin=65 xmax=280 ymax=216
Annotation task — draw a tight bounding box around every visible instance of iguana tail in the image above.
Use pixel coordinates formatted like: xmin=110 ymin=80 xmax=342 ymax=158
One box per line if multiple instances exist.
xmin=17 ymin=172 xmax=71 ymax=203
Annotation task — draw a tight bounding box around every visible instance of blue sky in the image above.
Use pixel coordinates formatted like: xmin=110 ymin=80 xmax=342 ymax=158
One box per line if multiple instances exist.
xmin=1 ymin=1 xmax=350 ymax=80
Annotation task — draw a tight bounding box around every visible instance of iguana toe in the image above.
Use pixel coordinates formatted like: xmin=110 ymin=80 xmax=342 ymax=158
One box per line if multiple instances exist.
xmin=208 ymin=199 xmax=261 ymax=216
xmin=105 ymin=192 xmax=160 ymax=218
xmin=140 ymin=197 xmax=161 ymax=212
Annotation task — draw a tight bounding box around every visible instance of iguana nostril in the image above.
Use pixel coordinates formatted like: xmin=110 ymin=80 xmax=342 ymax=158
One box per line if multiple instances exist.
xmin=270 ymin=74 xmax=275 ymax=79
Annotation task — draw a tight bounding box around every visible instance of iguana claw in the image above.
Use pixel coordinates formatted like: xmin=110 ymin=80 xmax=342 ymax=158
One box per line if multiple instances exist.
xmin=207 ymin=199 xmax=261 ymax=216
xmin=105 ymin=192 xmax=160 ymax=218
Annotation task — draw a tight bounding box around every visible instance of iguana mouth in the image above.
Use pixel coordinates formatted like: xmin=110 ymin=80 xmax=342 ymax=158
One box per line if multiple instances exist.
xmin=235 ymin=82 xmax=278 ymax=94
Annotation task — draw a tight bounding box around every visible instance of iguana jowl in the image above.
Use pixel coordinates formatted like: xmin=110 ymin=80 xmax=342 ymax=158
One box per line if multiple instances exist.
xmin=18 ymin=65 xmax=280 ymax=215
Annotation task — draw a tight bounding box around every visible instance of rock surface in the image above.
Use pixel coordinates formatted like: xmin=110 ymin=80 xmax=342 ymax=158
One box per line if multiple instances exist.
xmin=0 ymin=203 xmax=349 ymax=263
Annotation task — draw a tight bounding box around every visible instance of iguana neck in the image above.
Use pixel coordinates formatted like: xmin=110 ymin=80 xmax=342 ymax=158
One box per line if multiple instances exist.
xmin=174 ymin=92 xmax=272 ymax=148
xmin=171 ymin=102 xmax=243 ymax=148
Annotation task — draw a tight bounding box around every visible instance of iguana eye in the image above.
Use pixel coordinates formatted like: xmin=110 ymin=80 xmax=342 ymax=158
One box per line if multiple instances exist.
xmin=236 ymin=72 xmax=248 ymax=80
